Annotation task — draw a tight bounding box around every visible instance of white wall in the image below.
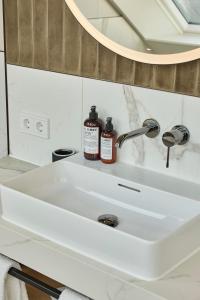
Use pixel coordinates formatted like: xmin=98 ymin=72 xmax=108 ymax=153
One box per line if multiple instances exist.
xmin=7 ymin=65 xmax=200 ymax=185
xmin=0 ymin=53 xmax=7 ymax=157
xmin=8 ymin=66 xmax=82 ymax=165
xmin=0 ymin=1 xmax=7 ymax=158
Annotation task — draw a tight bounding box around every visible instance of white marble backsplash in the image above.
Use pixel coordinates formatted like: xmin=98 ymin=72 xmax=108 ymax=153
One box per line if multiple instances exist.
xmin=82 ymin=77 xmax=200 ymax=183
xmin=7 ymin=65 xmax=200 ymax=184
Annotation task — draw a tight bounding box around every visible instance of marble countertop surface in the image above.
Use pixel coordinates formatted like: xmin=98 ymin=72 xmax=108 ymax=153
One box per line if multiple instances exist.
xmin=0 ymin=156 xmax=36 ymax=183
xmin=0 ymin=156 xmax=200 ymax=300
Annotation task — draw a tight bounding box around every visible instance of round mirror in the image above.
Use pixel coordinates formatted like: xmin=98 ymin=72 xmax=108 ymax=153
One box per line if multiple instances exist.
xmin=66 ymin=0 xmax=200 ymax=64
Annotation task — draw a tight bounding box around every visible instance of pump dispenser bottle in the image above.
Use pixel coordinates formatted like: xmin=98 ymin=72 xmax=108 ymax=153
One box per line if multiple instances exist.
xmin=101 ymin=117 xmax=117 ymax=164
xmin=84 ymin=106 xmax=102 ymax=160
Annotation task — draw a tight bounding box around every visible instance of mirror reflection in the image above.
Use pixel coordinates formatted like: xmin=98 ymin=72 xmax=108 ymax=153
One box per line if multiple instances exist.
xmin=74 ymin=0 xmax=200 ymax=54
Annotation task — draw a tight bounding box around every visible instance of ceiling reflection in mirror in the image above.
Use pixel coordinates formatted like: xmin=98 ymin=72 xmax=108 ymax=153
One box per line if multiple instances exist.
xmin=74 ymin=0 xmax=200 ymax=54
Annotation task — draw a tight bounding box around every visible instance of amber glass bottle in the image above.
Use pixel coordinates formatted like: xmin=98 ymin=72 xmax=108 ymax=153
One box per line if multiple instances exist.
xmin=84 ymin=106 xmax=102 ymax=160
xmin=101 ymin=117 xmax=117 ymax=164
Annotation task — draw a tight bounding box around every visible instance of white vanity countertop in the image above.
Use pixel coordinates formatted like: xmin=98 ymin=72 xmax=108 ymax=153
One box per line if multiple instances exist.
xmin=0 ymin=156 xmax=36 ymax=182
xmin=0 ymin=157 xmax=200 ymax=300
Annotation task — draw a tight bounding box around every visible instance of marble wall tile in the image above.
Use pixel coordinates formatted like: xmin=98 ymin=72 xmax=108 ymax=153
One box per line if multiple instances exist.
xmin=82 ymin=77 xmax=200 ymax=183
xmin=7 ymin=65 xmax=82 ymax=165
xmin=82 ymin=78 xmax=133 ymax=163
xmin=8 ymin=65 xmax=200 ymax=184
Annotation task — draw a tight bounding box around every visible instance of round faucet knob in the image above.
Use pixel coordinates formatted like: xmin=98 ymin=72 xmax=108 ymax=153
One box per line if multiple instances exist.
xmin=162 ymin=129 xmax=182 ymax=148
xmin=162 ymin=125 xmax=190 ymax=169
xmin=162 ymin=125 xmax=190 ymax=148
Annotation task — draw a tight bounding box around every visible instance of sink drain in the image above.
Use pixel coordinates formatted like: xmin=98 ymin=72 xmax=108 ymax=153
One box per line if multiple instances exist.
xmin=98 ymin=214 xmax=119 ymax=228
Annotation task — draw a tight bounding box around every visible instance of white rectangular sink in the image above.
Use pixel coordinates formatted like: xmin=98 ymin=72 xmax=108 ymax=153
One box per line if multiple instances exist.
xmin=1 ymin=154 xmax=200 ymax=281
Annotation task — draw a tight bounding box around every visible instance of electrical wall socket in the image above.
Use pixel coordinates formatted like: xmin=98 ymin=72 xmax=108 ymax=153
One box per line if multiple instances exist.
xmin=20 ymin=112 xmax=50 ymax=139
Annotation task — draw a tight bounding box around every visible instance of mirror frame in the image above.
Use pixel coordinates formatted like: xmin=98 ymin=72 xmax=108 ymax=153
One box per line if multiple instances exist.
xmin=65 ymin=0 xmax=200 ymax=65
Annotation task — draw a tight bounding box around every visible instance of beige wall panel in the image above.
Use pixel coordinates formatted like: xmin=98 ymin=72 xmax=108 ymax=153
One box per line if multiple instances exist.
xmin=4 ymin=0 xmax=200 ymax=97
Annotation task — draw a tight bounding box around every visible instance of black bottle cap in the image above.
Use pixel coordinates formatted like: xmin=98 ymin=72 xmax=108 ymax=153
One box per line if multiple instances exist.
xmin=105 ymin=117 xmax=113 ymax=132
xmin=89 ymin=106 xmax=98 ymax=120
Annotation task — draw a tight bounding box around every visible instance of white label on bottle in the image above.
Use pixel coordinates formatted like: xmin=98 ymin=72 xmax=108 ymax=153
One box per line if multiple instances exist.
xmin=101 ymin=137 xmax=112 ymax=160
xmin=84 ymin=127 xmax=99 ymax=154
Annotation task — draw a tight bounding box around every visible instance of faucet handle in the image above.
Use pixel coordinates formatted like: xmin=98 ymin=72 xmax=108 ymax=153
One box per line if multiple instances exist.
xmin=162 ymin=125 xmax=190 ymax=168
xmin=166 ymin=146 xmax=170 ymax=168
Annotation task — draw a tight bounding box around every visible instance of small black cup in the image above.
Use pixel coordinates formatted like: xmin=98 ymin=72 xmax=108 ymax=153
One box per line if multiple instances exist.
xmin=52 ymin=148 xmax=76 ymax=162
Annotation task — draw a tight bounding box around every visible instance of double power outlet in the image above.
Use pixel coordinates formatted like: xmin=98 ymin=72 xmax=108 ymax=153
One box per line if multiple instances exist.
xmin=20 ymin=112 xmax=50 ymax=139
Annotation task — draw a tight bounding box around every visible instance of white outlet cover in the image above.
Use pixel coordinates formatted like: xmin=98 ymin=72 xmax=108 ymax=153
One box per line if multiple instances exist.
xmin=20 ymin=112 xmax=50 ymax=139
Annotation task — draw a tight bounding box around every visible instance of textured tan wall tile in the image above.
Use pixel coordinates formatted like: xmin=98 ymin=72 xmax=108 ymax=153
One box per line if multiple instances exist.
xmin=48 ymin=0 xmax=64 ymax=72
xmin=4 ymin=0 xmax=200 ymax=98
xmin=153 ymin=65 xmax=176 ymax=92
xmin=4 ymin=0 xmax=19 ymax=64
xmin=115 ymin=56 xmax=135 ymax=85
xmin=63 ymin=5 xmax=82 ymax=75
xmin=175 ymin=60 xmax=199 ymax=96
xmin=81 ymin=29 xmax=98 ymax=78
xmin=33 ymin=0 xmax=48 ymax=69
xmin=134 ymin=62 xmax=154 ymax=88
xmin=99 ymin=45 xmax=117 ymax=82
xmin=18 ymin=0 xmax=34 ymax=67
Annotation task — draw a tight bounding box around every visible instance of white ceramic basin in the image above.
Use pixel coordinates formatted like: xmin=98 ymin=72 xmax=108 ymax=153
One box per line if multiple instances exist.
xmin=1 ymin=154 xmax=200 ymax=280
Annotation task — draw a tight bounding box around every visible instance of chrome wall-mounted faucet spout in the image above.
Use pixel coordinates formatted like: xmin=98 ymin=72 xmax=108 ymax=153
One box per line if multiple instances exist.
xmin=115 ymin=119 xmax=160 ymax=149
